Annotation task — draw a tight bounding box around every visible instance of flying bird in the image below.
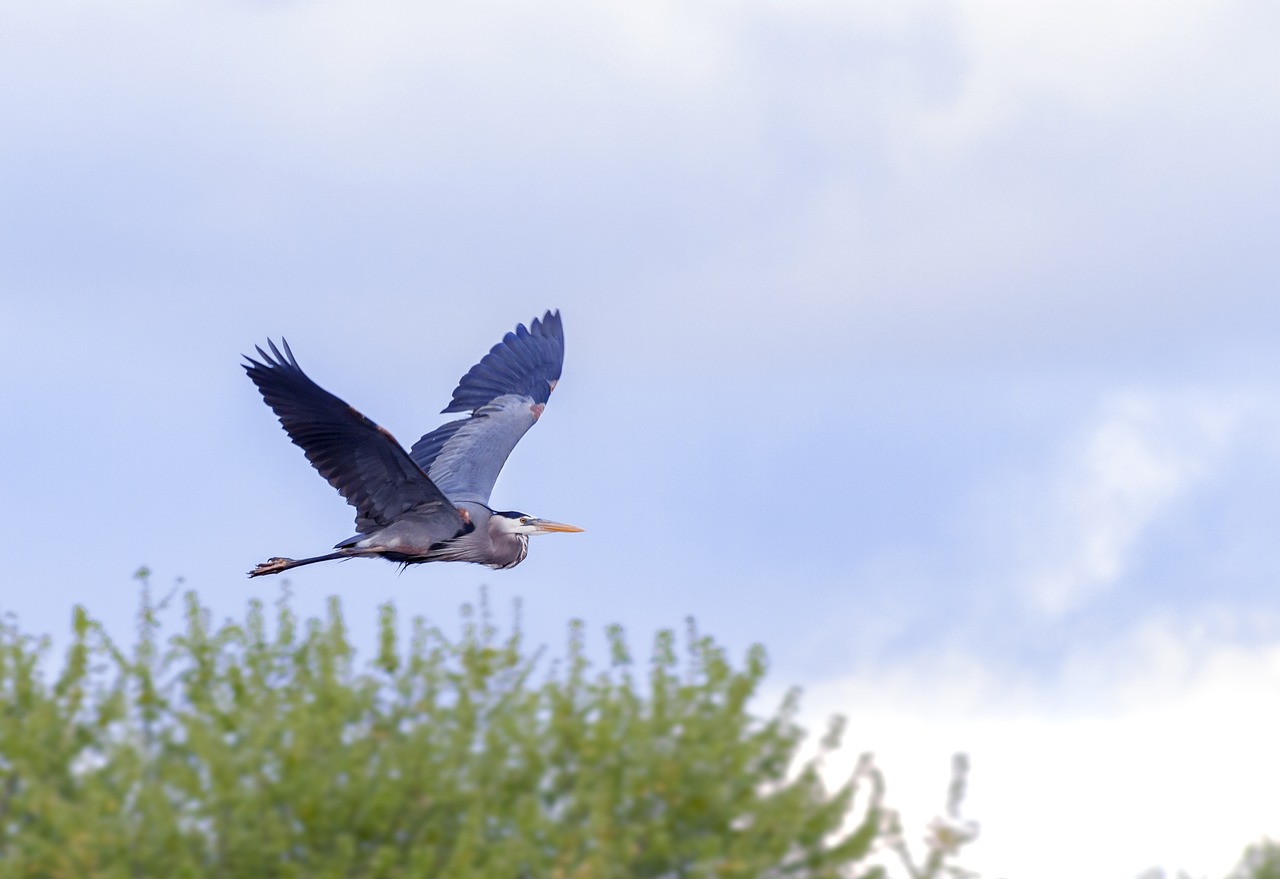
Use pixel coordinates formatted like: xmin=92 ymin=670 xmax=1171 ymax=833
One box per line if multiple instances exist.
xmin=243 ymin=310 xmax=581 ymax=577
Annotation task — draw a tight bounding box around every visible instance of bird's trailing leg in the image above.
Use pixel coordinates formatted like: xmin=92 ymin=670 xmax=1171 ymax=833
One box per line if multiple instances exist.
xmin=248 ymin=551 xmax=355 ymax=578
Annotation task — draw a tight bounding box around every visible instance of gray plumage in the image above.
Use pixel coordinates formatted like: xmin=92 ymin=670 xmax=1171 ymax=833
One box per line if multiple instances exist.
xmin=243 ymin=311 xmax=580 ymax=578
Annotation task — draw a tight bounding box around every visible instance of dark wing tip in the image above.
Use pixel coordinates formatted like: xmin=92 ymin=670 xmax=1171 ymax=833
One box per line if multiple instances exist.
xmin=530 ymin=309 xmax=562 ymax=339
xmin=441 ymin=311 xmax=565 ymax=414
xmin=243 ymin=337 xmax=299 ymax=373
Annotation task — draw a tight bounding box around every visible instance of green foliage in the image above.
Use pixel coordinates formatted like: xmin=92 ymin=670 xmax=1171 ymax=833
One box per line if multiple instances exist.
xmin=1227 ymin=839 xmax=1280 ymax=879
xmin=0 ymin=582 xmax=966 ymax=879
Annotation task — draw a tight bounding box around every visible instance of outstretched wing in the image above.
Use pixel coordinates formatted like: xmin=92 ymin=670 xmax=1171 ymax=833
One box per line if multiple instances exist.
xmin=409 ymin=311 xmax=564 ymax=505
xmin=245 ymin=339 xmax=468 ymax=539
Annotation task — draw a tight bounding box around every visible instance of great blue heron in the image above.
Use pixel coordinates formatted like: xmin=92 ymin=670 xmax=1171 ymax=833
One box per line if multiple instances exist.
xmin=243 ymin=310 xmax=581 ymax=577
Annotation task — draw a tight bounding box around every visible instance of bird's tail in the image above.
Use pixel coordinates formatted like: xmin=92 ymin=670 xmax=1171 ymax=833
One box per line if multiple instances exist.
xmin=247 ymin=551 xmax=353 ymax=578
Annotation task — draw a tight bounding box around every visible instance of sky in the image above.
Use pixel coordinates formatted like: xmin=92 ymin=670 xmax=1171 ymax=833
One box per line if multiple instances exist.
xmin=1 ymin=0 xmax=1278 ymax=876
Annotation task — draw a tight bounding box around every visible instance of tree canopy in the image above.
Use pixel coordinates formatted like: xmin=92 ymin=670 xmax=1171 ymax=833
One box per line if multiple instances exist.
xmin=0 ymin=579 xmax=975 ymax=879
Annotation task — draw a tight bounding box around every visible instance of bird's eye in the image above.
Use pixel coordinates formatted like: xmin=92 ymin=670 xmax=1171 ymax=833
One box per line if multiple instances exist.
xmin=519 ymin=517 xmax=531 ymax=525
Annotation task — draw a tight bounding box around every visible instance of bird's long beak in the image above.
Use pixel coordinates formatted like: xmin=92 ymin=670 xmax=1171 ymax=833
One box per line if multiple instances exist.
xmin=530 ymin=518 xmax=584 ymax=534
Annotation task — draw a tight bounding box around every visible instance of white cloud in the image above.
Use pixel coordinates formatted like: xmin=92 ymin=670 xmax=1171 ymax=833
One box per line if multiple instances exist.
xmin=1017 ymin=390 xmax=1253 ymax=615
xmin=802 ymin=619 xmax=1280 ymax=879
xmin=7 ymin=0 xmax=1268 ymax=167
xmin=908 ymin=0 xmax=1275 ymax=148
xmin=2 ymin=0 xmax=1272 ymax=364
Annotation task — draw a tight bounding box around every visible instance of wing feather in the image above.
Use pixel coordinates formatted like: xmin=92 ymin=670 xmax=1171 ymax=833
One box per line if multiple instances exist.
xmin=245 ymin=339 xmax=467 ymax=539
xmin=441 ymin=311 xmax=563 ymax=413
xmin=410 ymin=311 xmax=564 ymax=504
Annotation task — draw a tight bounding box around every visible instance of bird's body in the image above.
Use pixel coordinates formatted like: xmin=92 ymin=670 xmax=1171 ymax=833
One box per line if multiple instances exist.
xmin=244 ymin=311 xmax=580 ymax=577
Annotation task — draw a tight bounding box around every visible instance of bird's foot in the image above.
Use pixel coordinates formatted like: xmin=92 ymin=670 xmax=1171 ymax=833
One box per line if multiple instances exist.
xmin=248 ymin=557 xmax=295 ymax=578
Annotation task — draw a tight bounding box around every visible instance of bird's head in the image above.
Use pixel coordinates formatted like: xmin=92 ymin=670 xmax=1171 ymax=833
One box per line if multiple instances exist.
xmin=492 ymin=510 xmax=584 ymax=537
